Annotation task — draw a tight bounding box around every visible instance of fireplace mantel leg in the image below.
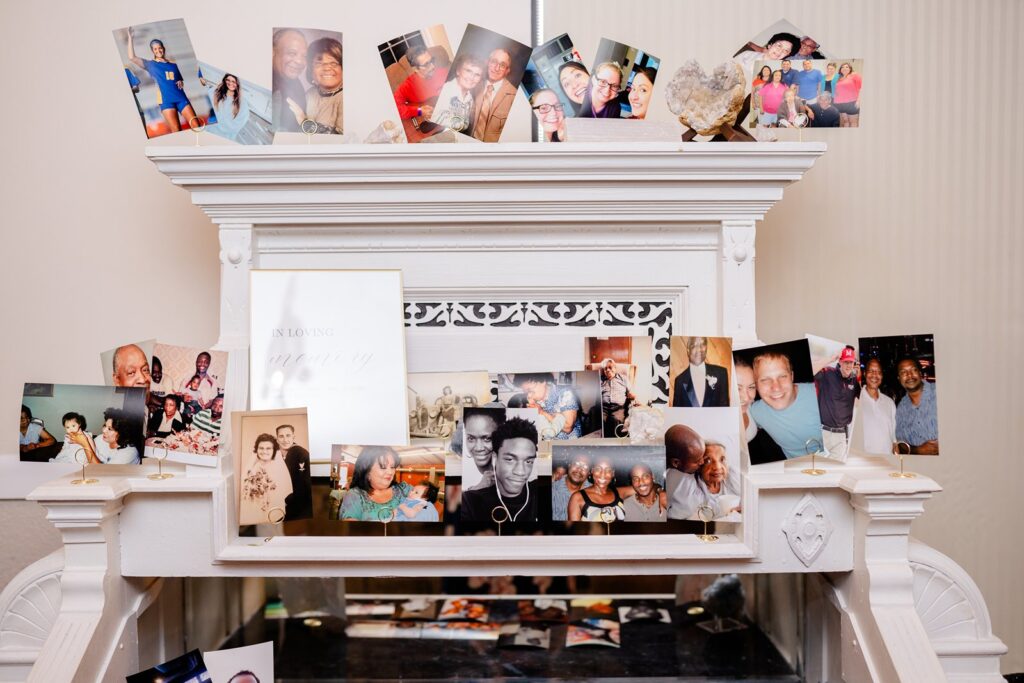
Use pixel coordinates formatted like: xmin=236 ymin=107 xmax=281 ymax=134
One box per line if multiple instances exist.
xmin=832 ymin=492 xmax=948 ymax=682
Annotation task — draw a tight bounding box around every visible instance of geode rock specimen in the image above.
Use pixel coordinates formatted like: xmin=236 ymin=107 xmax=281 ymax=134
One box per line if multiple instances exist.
xmin=665 ymin=61 xmax=746 ymax=136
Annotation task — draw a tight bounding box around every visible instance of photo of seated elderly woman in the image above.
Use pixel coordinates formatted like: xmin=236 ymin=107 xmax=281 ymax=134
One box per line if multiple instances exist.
xmin=234 ymin=409 xmax=313 ymax=526
xmin=659 ymin=408 xmax=742 ymax=522
xmin=20 ymin=383 xmax=146 ymax=465
xmin=493 ymin=371 xmax=602 ymax=440
xmin=552 ymin=444 xmax=667 ymax=524
xmin=333 ymin=444 xmax=446 ymax=523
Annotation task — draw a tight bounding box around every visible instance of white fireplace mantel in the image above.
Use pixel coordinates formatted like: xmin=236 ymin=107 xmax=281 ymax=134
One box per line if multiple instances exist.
xmin=10 ymin=142 xmax=1006 ymax=682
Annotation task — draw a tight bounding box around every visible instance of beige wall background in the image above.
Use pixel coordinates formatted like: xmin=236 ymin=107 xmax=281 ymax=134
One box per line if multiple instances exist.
xmin=1 ymin=0 xmax=1020 ymax=675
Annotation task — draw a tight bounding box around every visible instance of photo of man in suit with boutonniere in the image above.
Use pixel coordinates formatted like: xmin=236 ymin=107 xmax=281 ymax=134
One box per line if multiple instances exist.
xmin=670 ymin=336 xmax=732 ymax=408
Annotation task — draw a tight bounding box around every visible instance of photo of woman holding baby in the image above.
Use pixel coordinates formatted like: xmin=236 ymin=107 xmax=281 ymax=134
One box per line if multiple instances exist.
xmin=338 ymin=445 xmax=443 ymax=523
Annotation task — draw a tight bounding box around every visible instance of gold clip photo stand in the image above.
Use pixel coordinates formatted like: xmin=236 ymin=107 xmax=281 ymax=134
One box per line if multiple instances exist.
xmin=540 ymin=427 xmax=557 ymax=457
xmin=378 ymin=508 xmax=395 ymax=537
xmin=696 ymin=505 xmax=718 ymax=543
xmin=614 ymin=424 xmax=628 ymax=445
xmin=599 ymin=506 xmax=616 ymax=536
xmin=890 ymin=441 xmax=917 ymax=478
xmin=301 ymin=118 xmax=317 ymax=144
xmin=801 ymin=438 xmax=826 ymax=476
xmin=188 ymin=116 xmax=205 ymax=146
xmin=491 ymin=506 xmax=509 ymax=537
xmin=70 ymin=448 xmax=98 ymax=485
xmin=147 ymin=444 xmax=174 ymax=481
xmin=263 ymin=507 xmax=286 ymax=543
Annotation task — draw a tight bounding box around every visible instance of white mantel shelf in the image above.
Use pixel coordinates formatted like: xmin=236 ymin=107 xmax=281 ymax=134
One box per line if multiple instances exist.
xmin=146 ymin=142 xmax=826 ymax=225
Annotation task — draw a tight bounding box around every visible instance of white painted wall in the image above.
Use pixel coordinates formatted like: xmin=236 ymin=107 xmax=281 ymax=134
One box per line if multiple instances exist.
xmin=1 ymin=0 xmax=1020 ymax=674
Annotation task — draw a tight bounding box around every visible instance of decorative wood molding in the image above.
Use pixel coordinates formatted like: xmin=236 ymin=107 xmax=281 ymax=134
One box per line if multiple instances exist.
xmin=147 ymin=143 xmax=826 ymax=227
xmin=782 ymin=493 xmax=833 ymax=567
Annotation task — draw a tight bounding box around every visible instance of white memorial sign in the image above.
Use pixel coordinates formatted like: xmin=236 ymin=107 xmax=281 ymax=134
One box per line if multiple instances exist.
xmin=250 ymin=270 xmax=409 ymax=460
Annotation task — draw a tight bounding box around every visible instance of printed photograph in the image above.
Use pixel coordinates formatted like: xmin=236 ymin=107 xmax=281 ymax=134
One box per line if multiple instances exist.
xmin=732 ymin=19 xmax=829 ymax=78
xmin=460 ymin=409 xmax=544 ymax=524
xmin=588 ymin=38 xmax=661 ymax=120
xmin=346 ymin=600 xmax=396 ymax=617
xmin=669 ymin=336 xmax=733 ymax=408
xmin=584 ymin=336 xmax=655 ymax=437
xmin=126 ymin=649 xmax=209 ymax=683
xmin=494 ymin=371 xmax=603 ymax=439
xmin=566 ymin=619 xmax=621 ymax=648
xmin=497 ymin=624 xmax=551 ymax=649
xmin=747 ymin=58 xmax=863 ymax=129
xmin=808 ymin=334 xmax=860 ymax=462
xmin=732 ymin=339 xmax=822 ymax=461
xmin=19 ymin=384 xmax=146 ymax=465
xmin=272 ymin=27 xmax=344 ymax=135
xmin=198 ymin=62 xmax=273 ymax=144
xmin=408 ymin=371 xmax=492 ymax=440
xmin=619 ymin=602 xmax=671 ymax=624
xmin=570 ymin=598 xmax=617 ymax=621
xmin=144 ymin=343 xmax=227 ymax=465
xmin=522 ymin=33 xmax=587 ymax=142
xmin=112 ymin=19 xmax=213 ymax=139
xmin=522 ymin=33 xmax=586 ymax=109
xmin=521 ymin=33 xmax=587 ymax=142
xmin=419 ymin=621 xmax=503 ymax=641
xmin=203 ymin=642 xmax=273 ymax=683
xmin=438 ymin=598 xmax=489 ymax=622
xmin=380 ymin=24 xmax=454 ymax=143
xmin=235 ymin=409 xmax=313 ymax=526
xmin=101 ymin=339 xmax=154 ymax=389
xmin=660 ymin=408 xmax=742 ymax=521
xmin=518 ymin=599 xmax=568 ymax=623
xmin=331 ymin=444 xmax=445 ymax=522
xmin=730 ymin=19 xmax=830 ymax=130
xmin=857 ymin=334 xmax=939 ymax=455
xmin=431 ymin=23 xmax=531 ymax=141
xmin=551 ymin=444 xmax=667 ymax=523
xmin=395 ymin=598 xmax=439 ymax=621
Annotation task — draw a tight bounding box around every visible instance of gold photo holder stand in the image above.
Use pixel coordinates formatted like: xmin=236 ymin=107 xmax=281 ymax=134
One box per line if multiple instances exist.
xmin=614 ymin=423 xmax=629 ymax=444
xmin=491 ymin=506 xmax=509 ymax=536
xmin=188 ymin=116 xmax=205 ymax=146
xmin=599 ymin=506 xmax=616 ymax=536
xmin=263 ymin=506 xmax=286 ymax=543
xmin=890 ymin=441 xmax=917 ymax=478
xmin=696 ymin=505 xmax=718 ymax=543
xmin=378 ymin=508 xmax=395 ymax=537
xmin=147 ymin=443 xmax=174 ymax=481
xmin=70 ymin=448 xmax=98 ymax=486
xmin=301 ymin=118 xmax=318 ymax=144
xmin=801 ymin=438 xmax=826 ymax=476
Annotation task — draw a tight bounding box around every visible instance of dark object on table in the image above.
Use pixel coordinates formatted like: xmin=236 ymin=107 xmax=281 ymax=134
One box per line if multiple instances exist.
xmin=698 ymin=574 xmax=748 ymax=634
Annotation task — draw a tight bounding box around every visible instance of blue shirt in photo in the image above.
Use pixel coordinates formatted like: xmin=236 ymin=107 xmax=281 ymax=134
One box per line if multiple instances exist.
xmin=748 ymin=383 xmax=822 ymax=458
xmin=895 ymin=381 xmax=939 ymax=447
xmin=794 ymin=69 xmax=824 ymax=99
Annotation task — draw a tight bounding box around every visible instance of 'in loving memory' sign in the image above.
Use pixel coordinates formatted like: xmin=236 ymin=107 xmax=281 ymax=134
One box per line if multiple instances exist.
xmin=249 ymin=270 xmax=409 ymax=459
